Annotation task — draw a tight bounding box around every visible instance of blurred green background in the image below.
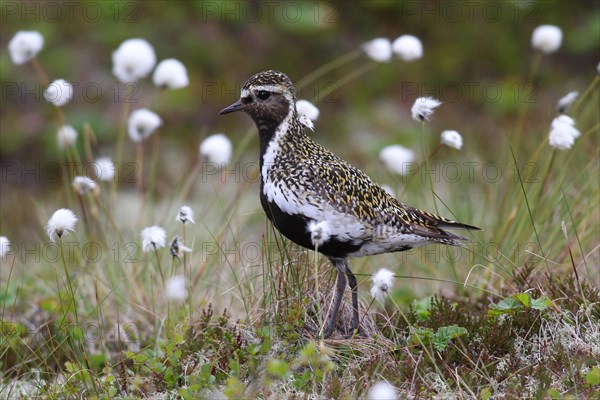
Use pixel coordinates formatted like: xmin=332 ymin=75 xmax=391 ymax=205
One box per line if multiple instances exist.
xmin=1 ymin=0 xmax=599 ymax=240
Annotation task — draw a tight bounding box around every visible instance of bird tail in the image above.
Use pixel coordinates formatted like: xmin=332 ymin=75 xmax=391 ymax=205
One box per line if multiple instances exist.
xmin=437 ymin=220 xmax=481 ymax=231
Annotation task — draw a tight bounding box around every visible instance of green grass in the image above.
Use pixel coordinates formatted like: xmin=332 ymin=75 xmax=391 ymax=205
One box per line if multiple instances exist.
xmin=2 ymin=23 xmax=599 ymax=400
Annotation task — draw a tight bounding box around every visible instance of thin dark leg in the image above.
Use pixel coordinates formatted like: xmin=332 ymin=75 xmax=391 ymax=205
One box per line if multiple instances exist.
xmin=344 ymin=261 xmax=360 ymax=334
xmin=323 ymin=258 xmax=347 ymax=338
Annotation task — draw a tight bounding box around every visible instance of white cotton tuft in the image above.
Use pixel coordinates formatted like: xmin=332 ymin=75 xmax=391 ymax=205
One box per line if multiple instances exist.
xmin=411 ymin=97 xmax=442 ymax=122
xmin=368 ymin=381 xmax=398 ymax=400
xmin=127 ymin=108 xmax=162 ymax=142
xmin=0 ymin=236 xmax=10 ymax=258
xmin=440 ymin=130 xmax=463 ymax=150
xmin=44 ymin=79 xmax=73 ymax=107
xmin=370 ymin=268 xmax=395 ymax=303
xmin=363 ymin=38 xmax=392 ymax=63
xmin=170 ymin=236 xmax=192 ymax=259
xmin=94 ymin=157 xmax=115 ymax=181
xmin=379 ymin=145 xmax=416 ymax=176
xmin=176 ymin=205 xmax=195 ymax=224
xmin=141 ymin=225 xmax=166 ymax=252
xmin=112 ymin=38 xmax=156 ymax=82
xmin=392 ymin=34 xmax=423 ymax=61
xmin=296 ymin=99 xmax=320 ymax=131
xmin=296 ymin=100 xmax=320 ymax=121
xmin=165 ymin=275 xmax=187 ymax=302
xmin=556 ymin=91 xmax=578 ymax=114
xmin=57 ymin=125 xmax=77 ymax=149
xmin=308 ymin=221 xmax=331 ymax=247
xmin=549 ymin=115 xmax=580 ymax=150
xmin=46 ymin=209 xmax=78 ymax=242
xmin=153 ymin=58 xmax=189 ymax=89
xmin=199 ymin=133 xmax=233 ymax=167
xmin=72 ymin=176 xmax=97 ymax=195
xmin=531 ymin=25 xmax=562 ymax=54
xmin=8 ymin=31 xmax=44 ymax=65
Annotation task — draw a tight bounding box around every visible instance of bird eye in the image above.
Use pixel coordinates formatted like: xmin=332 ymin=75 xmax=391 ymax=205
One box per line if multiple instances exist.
xmin=257 ymin=90 xmax=271 ymax=100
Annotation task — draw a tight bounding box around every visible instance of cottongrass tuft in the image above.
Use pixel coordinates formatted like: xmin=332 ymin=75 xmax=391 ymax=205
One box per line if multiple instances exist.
xmin=165 ymin=275 xmax=188 ymax=302
xmin=531 ymin=25 xmax=562 ymax=54
xmin=411 ymin=97 xmax=442 ymax=122
xmin=199 ymin=133 xmax=233 ymax=167
xmin=440 ymin=130 xmax=463 ymax=150
xmin=44 ymin=79 xmax=73 ymax=107
xmin=0 ymin=236 xmax=10 ymax=258
xmin=392 ymin=34 xmax=423 ymax=61
xmin=296 ymin=99 xmax=320 ymax=131
xmin=367 ymin=380 xmax=398 ymax=400
xmin=128 ymin=108 xmax=162 ymax=142
xmin=8 ymin=30 xmax=44 ymax=65
xmin=46 ymin=208 xmax=77 ymax=242
xmin=72 ymin=176 xmax=97 ymax=195
xmin=308 ymin=221 xmax=331 ymax=247
xmin=549 ymin=115 xmax=580 ymax=150
xmin=153 ymin=58 xmax=189 ymax=89
xmin=362 ymin=38 xmax=392 ymax=63
xmin=170 ymin=236 xmax=192 ymax=259
xmin=370 ymin=268 xmax=395 ymax=303
xmin=379 ymin=145 xmax=415 ymax=176
xmin=94 ymin=157 xmax=115 ymax=182
xmin=141 ymin=225 xmax=166 ymax=252
xmin=57 ymin=125 xmax=77 ymax=148
xmin=176 ymin=205 xmax=195 ymax=224
xmin=112 ymin=38 xmax=156 ymax=83
xmin=556 ymin=91 xmax=578 ymax=114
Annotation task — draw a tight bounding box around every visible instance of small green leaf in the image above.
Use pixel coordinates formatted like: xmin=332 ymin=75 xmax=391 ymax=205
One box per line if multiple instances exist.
xmin=178 ymin=388 xmax=193 ymax=400
xmin=513 ymin=293 xmax=531 ymax=307
xmin=479 ymin=388 xmax=492 ymax=400
xmin=412 ymin=297 xmax=433 ymax=321
xmin=488 ymin=297 xmax=521 ymax=316
xmin=547 ymin=388 xmax=561 ymax=399
xmin=267 ymin=359 xmax=290 ymax=379
xmin=531 ymin=296 xmax=552 ymax=310
xmin=432 ymin=325 xmax=468 ymax=351
xmin=585 ymin=366 xmax=600 ymax=385
xmin=229 ymin=359 xmax=240 ymax=377
xmin=408 ymin=327 xmax=434 ymax=347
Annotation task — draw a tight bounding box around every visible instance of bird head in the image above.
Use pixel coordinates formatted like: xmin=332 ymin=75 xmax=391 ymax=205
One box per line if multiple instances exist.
xmin=220 ymin=70 xmax=297 ymax=129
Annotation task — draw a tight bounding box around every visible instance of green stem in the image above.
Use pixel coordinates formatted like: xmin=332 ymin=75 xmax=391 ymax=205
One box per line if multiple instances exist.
xmin=399 ymin=144 xmax=441 ymax=198
xmin=30 ymin=57 xmax=50 ymax=86
xmin=532 ymin=149 xmax=556 ymax=218
xmin=314 ymin=63 xmax=376 ymax=104
xmin=313 ymin=245 xmax=323 ymax=339
xmin=570 ymin=76 xmax=599 ymax=117
xmin=112 ymin=83 xmax=134 ymax=205
xmin=58 ymin=237 xmax=80 ymax=327
xmin=153 ymin=245 xmax=165 ymax=287
xmin=146 ymin=90 xmax=166 ymax=219
xmin=421 ymin=123 xmax=439 ymax=214
xmin=508 ymin=144 xmax=550 ymax=274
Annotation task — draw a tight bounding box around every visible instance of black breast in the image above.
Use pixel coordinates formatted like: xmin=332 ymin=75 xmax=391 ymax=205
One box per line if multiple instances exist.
xmin=259 ymin=189 xmax=363 ymax=258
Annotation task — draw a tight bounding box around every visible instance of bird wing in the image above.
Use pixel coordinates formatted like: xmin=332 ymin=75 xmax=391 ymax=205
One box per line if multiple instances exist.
xmin=303 ymin=142 xmax=479 ymax=244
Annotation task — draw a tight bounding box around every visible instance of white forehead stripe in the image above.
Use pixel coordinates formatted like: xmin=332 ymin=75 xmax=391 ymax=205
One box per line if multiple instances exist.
xmin=240 ymin=84 xmax=285 ymax=98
